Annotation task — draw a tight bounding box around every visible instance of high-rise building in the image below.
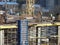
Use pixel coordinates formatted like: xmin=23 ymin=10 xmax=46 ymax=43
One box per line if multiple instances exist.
xmin=0 ymin=0 xmax=2 ymax=2
xmin=46 ymin=0 xmax=55 ymax=9
xmin=39 ymin=0 xmax=46 ymax=7
xmin=54 ymin=0 xmax=58 ymax=5
xmin=37 ymin=0 xmax=60 ymax=9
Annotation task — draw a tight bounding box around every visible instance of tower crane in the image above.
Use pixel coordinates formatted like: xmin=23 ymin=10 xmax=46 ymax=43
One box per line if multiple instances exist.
xmin=26 ymin=0 xmax=35 ymax=17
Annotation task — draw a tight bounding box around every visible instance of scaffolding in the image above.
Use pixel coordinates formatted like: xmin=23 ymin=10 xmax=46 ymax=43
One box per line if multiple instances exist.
xmin=29 ymin=25 xmax=58 ymax=45
xmin=4 ymin=28 xmax=17 ymax=45
xmin=0 ymin=22 xmax=60 ymax=45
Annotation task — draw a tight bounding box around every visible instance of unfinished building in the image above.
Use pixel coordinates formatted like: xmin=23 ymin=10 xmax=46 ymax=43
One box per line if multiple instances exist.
xmin=4 ymin=29 xmax=17 ymax=45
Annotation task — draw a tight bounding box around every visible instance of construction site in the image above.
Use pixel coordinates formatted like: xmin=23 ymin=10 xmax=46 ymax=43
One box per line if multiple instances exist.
xmin=0 ymin=0 xmax=60 ymax=45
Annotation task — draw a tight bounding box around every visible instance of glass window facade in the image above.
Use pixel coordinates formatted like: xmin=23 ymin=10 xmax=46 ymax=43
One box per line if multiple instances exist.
xmin=36 ymin=0 xmax=60 ymax=9
xmin=39 ymin=0 xmax=46 ymax=7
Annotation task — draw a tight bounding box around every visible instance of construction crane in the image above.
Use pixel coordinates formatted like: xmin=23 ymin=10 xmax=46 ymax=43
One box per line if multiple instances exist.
xmin=26 ymin=0 xmax=35 ymax=17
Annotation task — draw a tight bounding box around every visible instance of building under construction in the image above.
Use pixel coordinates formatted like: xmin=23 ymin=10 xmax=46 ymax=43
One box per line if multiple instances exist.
xmin=4 ymin=29 xmax=17 ymax=45
xmin=0 ymin=22 xmax=60 ymax=45
xmin=0 ymin=0 xmax=60 ymax=45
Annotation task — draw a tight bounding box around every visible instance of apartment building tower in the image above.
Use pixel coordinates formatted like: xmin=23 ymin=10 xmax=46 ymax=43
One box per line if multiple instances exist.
xmin=38 ymin=0 xmax=60 ymax=9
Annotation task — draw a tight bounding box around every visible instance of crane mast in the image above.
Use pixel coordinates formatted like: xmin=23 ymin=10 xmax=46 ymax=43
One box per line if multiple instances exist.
xmin=26 ymin=0 xmax=35 ymax=17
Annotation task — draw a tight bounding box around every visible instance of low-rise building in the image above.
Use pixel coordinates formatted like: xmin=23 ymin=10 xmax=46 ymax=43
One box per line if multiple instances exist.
xmin=0 ymin=0 xmax=18 ymax=14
